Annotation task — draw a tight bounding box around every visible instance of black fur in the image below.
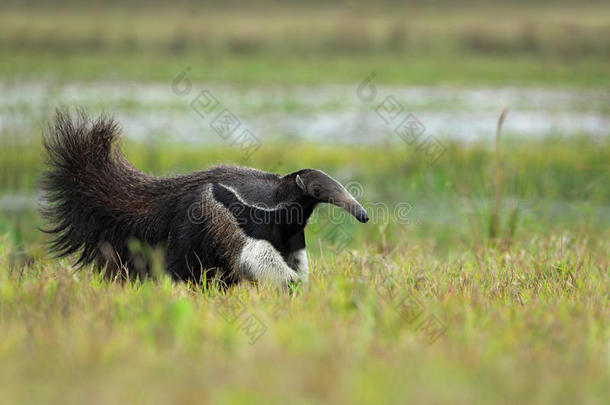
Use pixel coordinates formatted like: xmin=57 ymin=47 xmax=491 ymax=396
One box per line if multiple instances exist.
xmin=40 ymin=109 xmax=367 ymax=284
xmin=212 ymin=183 xmax=313 ymax=257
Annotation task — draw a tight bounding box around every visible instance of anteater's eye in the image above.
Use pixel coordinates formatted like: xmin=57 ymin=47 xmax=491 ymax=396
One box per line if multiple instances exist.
xmin=312 ymin=187 xmax=321 ymax=197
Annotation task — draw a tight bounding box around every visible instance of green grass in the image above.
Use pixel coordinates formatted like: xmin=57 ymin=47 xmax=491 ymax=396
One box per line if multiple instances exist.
xmin=5 ymin=50 xmax=609 ymax=86
xmin=1 ymin=2 xmax=609 ymax=86
xmin=1 ymin=137 xmax=609 ymax=403
xmin=1 ymin=2 xmax=609 ymax=402
xmin=2 ymin=138 xmax=609 ymax=251
xmin=0 ymin=234 xmax=608 ymax=404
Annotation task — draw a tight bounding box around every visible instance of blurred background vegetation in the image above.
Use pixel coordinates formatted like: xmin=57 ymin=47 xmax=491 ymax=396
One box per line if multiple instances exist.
xmin=0 ymin=0 xmax=609 ymax=84
xmin=0 ymin=0 xmax=608 ymax=259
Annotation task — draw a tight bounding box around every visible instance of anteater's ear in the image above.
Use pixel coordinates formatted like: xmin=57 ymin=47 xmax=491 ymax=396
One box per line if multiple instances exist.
xmin=295 ymin=174 xmax=306 ymax=192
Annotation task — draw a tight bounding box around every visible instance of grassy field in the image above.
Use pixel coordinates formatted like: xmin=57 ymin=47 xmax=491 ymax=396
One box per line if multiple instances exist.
xmin=1 ymin=1 xmax=609 ymax=404
xmin=0 ymin=236 xmax=608 ymax=404
xmin=1 ymin=2 xmax=609 ymax=85
xmin=1 ymin=136 xmax=609 ymax=404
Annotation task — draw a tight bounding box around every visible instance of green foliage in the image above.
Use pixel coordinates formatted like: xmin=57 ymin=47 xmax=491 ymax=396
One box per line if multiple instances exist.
xmin=0 ymin=3 xmax=609 ymax=85
xmin=1 ymin=137 xmax=609 ymax=254
xmin=0 ymin=2 xmax=608 ymax=402
xmin=0 ymin=234 xmax=608 ymax=404
xmin=0 ymin=137 xmax=608 ymax=403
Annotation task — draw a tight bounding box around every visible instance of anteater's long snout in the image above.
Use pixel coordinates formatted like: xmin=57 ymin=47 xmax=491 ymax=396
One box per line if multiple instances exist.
xmin=349 ymin=203 xmax=370 ymax=223
xmin=329 ymin=190 xmax=370 ymax=223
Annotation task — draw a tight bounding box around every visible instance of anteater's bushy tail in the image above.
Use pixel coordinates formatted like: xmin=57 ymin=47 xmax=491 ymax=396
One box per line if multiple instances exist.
xmin=40 ymin=109 xmax=178 ymax=271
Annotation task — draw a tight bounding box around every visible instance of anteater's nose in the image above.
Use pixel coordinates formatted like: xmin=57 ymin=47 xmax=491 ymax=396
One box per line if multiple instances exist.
xmin=357 ymin=208 xmax=370 ymax=223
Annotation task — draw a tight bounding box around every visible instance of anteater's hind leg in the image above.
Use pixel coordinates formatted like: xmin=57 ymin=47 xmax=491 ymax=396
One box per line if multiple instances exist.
xmin=96 ymin=241 xmax=152 ymax=281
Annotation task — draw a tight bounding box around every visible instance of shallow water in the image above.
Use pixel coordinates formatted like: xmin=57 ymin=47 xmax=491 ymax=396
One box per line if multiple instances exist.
xmin=0 ymin=80 xmax=608 ymax=144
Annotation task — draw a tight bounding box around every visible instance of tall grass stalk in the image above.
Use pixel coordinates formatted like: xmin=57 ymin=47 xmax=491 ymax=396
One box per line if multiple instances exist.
xmin=489 ymin=107 xmax=509 ymax=240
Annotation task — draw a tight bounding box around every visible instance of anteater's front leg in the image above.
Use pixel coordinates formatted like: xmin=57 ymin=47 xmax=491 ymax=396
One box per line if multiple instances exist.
xmin=238 ymin=238 xmax=301 ymax=285
xmin=285 ymin=249 xmax=309 ymax=284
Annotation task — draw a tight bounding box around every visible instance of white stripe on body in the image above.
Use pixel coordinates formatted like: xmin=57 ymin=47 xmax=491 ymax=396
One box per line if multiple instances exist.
xmin=217 ymin=183 xmax=293 ymax=212
xmin=215 ymin=183 xmax=310 ymax=285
